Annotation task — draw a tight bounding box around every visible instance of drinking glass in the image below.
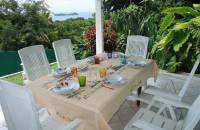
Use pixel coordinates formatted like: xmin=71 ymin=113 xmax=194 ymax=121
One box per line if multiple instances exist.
xmin=99 ymin=67 xmax=107 ymax=78
xmin=94 ymin=55 xmax=100 ymax=64
xmin=78 ymin=75 xmax=86 ymax=87
xmin=107 ymin=52 xmax=112 ymax=59
xmin=120 ymin=55 xmax=127 ymax=65
xmin=71 ymin=66 xmax=77 ymax=77
xmin=88 ymin=66 xmax=98 ymax=81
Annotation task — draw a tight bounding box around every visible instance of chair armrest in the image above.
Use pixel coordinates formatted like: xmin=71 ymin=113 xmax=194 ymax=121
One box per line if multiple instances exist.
xmin=132 ymin=120 xmax=166 ymax=130
xmin=144 ymin=88 xmax=181 ymax=101
xmin=65 ymin=119 xmax=81 ymax=130
xmin=153 ymin=96 xmax=190 ymax=109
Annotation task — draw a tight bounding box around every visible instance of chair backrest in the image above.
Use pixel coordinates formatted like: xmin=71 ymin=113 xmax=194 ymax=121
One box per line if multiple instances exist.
xmin=18 ymin=45 xmax=51 ymax=81
xmin=125 ymin=35 xmax=149 ymax=58
xmin=153 ymin=72 xmax=185 ymax=93
xmin=53 ymin=39 xmax=76 ymax=68
xmin=183 ymin=95 xmax=200 ymax=130
xmin=178 ymin=54 xmax=200 ymax=99
xmin=0 ymin=80 xmax=42 ymax=130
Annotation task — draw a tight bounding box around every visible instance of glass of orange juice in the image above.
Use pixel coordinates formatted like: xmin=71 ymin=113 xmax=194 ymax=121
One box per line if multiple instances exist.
xmin=71 ymin=66 xmax=77 ymax=77
xmin=99 ymin=67 xmax=107 ymax=78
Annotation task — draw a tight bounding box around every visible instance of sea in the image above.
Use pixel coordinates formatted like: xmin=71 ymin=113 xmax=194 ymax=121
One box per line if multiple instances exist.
xmin=51 ymin=12 xmax=94 ymax=21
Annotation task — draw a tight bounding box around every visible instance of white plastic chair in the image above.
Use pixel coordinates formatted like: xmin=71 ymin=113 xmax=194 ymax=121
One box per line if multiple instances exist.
xmin=144 ymin=54 xmax=200 ymax=101
xmin=0 ymin=80 xmax=81 ymax=130
xmin=0 ymin=104 xmax=6 ymax=130
xmin=53 ymin=39 xmax=76 ymax=68
xmin=18 ymin=45 xmax=51 ymax=83
xmin=124 ymin=95 xmax=200 ymax=130
xmin=125 ymin=35 xmax=149 ymax=58
xmin=125 ymin=35 xmax=149 ymax=102
xmin=127 ymin=55 xmax=200 ymax=120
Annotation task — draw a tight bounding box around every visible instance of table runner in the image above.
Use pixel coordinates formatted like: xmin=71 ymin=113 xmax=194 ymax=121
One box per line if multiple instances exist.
xmin=28 ymin=57 xmax=158 ymax=130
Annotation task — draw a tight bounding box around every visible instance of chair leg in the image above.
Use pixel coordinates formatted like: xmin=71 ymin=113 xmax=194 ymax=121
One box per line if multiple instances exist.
xmin=168 ymin=106 xmax=177 ymax=121
xmin=157 ymin=104 xmax=167 ymax=116
xmin=137 ymin=86 xmax=142 ymax=106
xmin=146 ymin=99 xmax=155 ymax=110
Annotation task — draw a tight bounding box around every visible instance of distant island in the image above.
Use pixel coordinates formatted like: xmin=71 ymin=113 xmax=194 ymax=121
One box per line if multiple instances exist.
xmin=54 ymin=12 xmax=79 ymax=16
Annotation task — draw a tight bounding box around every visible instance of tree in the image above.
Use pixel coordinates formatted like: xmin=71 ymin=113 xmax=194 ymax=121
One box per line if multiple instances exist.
xmin=0 ymin=0 xmax=54 ymax=51
xmin=103 ymin=0 xmax=200 ymax=12
xmin=103 ymin=0 xmax=133 ymax=12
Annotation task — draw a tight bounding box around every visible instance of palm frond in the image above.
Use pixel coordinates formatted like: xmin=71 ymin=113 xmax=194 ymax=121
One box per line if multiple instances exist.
xmin=166 ymin=56 xmax=181 ymax=72
xmin=193 ymin=4 xmax=200 ymax=11
xmin=179 ymin=42 xmax=192 ymax=61
xmin=151 ymin=30 xmax=175 ymax=54
xmin=173 ymin=32 xmax=190 ymax=52
xmin=190 ymin=28 xmax=200 ymax=41
xmin=163 ymin=7 xmax=200 ymax=16
xmin=160 ymin=13 xmax=175 ymax=33
xmin=173 ymin=22 xmax=189 ymax=31
xmin=190 ymin=16 xmax=200 ymax=26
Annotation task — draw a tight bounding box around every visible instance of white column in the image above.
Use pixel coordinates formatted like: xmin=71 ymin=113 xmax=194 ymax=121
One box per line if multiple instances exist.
xmin=95 ymin=0 xmax=104 ymax=54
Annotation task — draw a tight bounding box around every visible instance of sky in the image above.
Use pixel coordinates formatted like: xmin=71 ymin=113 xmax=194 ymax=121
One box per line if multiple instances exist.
xmin=18 ymin=0 xmax=95 ymax=13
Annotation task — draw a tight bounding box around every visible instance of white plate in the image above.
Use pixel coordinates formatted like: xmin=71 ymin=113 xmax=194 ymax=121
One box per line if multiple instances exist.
xmin=105 ymin=74 xmax=125 ymax=85
xmin=128 ymin=60 xmax=147 ymax=67
xmin=49 ymin=82 xmax=80 ymax=94
xmin=52 ymin=72 xmax=66 ymax=78
xmin=52 ymin=68 xmax=66 ymax=77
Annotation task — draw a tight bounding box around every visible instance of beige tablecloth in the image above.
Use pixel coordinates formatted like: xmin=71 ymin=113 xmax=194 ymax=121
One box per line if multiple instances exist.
xmin=28 ymin=57 xmax=158 ymax=130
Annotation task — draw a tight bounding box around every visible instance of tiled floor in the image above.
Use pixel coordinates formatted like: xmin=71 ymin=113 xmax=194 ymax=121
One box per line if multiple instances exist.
xmin=108 ymin=101 xmax=145 ymax=130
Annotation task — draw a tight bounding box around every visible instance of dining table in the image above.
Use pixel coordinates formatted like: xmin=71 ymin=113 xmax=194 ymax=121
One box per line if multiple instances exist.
xmin=27 ymin=55 xmax=158 ymax=130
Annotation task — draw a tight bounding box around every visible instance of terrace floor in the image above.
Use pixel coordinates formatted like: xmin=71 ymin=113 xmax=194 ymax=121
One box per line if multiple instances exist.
xmin=108 ymin=100 xmax=144 ymax=130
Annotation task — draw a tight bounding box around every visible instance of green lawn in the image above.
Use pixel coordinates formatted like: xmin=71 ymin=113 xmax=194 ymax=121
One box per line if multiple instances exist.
xmin=1 ymin=63 xmax=57 ymax=86
xmin=2 ymin=73 xmax=24 ymax=86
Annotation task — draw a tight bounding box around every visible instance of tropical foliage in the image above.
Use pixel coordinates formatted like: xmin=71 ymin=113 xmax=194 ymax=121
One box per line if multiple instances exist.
xmin=151 ymin=5 xmax=200 ymax=72
xmin=104 ymin=0 xmax=190 ymax=54
xmin=104 ymin=0 xmax=200 ymax=72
